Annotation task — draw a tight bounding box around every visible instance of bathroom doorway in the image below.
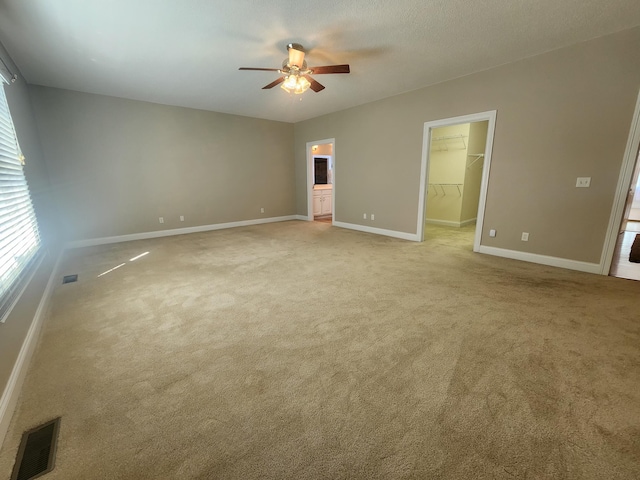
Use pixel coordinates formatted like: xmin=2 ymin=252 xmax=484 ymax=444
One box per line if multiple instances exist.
xmin=306 ymin=138 xmax=335 ymax=223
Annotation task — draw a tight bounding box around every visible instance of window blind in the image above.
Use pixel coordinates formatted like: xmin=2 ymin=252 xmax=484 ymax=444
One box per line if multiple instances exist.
xmin=0 ymin=83 xmax=41 ymax=322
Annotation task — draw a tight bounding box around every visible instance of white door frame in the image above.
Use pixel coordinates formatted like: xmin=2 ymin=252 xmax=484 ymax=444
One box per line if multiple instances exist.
xmin=600 ymin=89 xmax=640 ymax=274
xmin=416 ymin=110 xmax=497 ymax=251
xmin=306 ymin=138 xmax=335 ymax=222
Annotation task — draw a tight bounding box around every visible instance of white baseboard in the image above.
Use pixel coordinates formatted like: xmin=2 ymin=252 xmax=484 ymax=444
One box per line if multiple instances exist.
xmin=425 ymin=218 xmax=460 ymax=227
xmin=294 ymin=215 xmax=309 ymax=221
xmin=426 ymin=218 xmax=477 ymax=227
xmin=333 ymin=221 xmax=418 ymax=241
xmin=0 ymin=250 xmax=63 ymax=450
xmin=66 ymin=215 xmax=300 ymax=249
xmin=477 ymin=245 xmax=601 ymax=274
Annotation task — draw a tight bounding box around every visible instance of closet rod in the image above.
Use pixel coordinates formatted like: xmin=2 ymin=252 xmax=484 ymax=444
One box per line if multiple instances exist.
xmin=431 ymin=134 xmax=467 ymax=150
xmin=428 ymin=183 xmax=463 ymax=196
xmin=431 ymin=134 xmax=468 ymax=141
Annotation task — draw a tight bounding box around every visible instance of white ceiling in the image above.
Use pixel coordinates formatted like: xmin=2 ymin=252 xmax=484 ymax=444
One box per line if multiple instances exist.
xmin=0 ymin=0 xmax=639 ymax=123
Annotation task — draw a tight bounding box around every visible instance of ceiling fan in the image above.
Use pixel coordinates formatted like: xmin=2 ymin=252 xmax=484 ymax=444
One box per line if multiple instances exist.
xmin=239 ymin=43 xmax=350 ymax=95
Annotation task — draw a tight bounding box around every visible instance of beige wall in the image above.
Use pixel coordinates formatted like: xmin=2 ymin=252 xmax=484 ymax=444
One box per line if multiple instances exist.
xmin=29 ymin=86 xmax=296 ymax=242
xmin=294 ymin=27 xmax=640 ymax=263
xmin=0 ymin=42 xmax=58 ymax=424
xmin=461 ymin=121 xmax=488 ymax=222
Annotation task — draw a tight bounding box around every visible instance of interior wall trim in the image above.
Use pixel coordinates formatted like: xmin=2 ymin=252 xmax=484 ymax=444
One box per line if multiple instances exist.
xmin=417 ymin=110 xmax=498 ymax=252
xmin=1 ymin=253 xmax=45 ymax=324
xmin=66 ymin=215 xmax=300 ymax=249
xmin=306 ymin=138 xmax=336 ymax=221
xmin=600 ymin=88 xmax=640 ymax=274
xmin=478 ymin=245 xmax=601 ymax=274
xmin=333 ymin=221 xmax=418 ymax=241
xmin=0 ymin=250 xmax=63 ymax=450
xmin=425 ymin=218 xmax=477 ymax=228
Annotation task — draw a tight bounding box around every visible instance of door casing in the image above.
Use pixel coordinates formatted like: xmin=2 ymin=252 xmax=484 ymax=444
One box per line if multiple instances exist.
xmin=306 ymin=139 xmax=335 ymax=222
xmin=601 ymin=89 xmax=640 ymax=274
xmin=417 ymin=111 xmax=498 ymax=251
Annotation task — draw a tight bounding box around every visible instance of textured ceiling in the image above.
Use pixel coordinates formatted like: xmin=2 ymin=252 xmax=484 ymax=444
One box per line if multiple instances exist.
xmin=0 ymin=0 xmax=639 ymax=123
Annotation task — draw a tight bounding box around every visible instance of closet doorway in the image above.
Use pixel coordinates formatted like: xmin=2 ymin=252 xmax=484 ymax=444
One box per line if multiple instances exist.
xmin=417 ymin=111 xmax=497 ymax=251
xmin=306 ymin=138 xmax=335 ymax=223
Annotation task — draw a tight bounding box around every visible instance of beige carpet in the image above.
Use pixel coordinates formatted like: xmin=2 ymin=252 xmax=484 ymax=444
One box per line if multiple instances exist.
xmin=1 ymin=221 xmax=639 ymax=479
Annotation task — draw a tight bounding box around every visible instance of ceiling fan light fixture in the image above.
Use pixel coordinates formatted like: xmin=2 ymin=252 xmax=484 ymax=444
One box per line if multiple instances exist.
xmin=295 ymin=75 xmax=310 ymax=94
xmin=241 ymin=43 xmax=348 ymax=94
xmin=280 ymin=74 xmax=310 ymax=94
xmin=281 ymin=74 xmax=298 ymax=92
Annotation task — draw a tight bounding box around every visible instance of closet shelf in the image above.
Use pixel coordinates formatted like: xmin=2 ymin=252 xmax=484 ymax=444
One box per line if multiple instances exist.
xmin=431 ymin=134 xmax=467 ymax=151
xmin=466 ymin=153 xmax=484 ymax=168
xmin=428 ymin=183 xmax=463 ymax=196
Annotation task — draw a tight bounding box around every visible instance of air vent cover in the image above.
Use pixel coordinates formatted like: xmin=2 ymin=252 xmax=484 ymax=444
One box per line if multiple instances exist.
xmin=62 ymin=274 xmax=77 ymax=284
xmin=11 ymin=417 xmax=61 ymax=480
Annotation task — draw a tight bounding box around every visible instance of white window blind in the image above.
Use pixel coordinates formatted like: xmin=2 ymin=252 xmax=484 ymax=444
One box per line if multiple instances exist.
xmin=0 ymin=83 xmax=41 ymax=322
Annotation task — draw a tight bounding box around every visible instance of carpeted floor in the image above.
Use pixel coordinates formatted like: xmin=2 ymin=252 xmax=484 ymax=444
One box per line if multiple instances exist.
xmin=1 ymin=221 xmax=639 ymax=479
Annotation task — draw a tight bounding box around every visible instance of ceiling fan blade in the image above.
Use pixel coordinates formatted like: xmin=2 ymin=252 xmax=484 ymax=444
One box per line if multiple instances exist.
xmin=310 ymin=64 xmax=350 ymax=75
xmin=239 ymin=67 xmax=281 ymax=72
xmin=262 ymin=77 xmax=285 ymax=89
xmin=304 ymin=75 xmax=325 ymax=93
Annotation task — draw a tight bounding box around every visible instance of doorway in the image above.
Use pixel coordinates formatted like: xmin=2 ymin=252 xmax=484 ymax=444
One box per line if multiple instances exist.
xmin=602 ymin=89 xmax=640 ymax=276
xmin=306 ymin=138 xmax=335 ymax=223
xmin=417 ymin=111 xmax=497 ymax=251
xmin=609 ymin=146 xmax=640 ymax=280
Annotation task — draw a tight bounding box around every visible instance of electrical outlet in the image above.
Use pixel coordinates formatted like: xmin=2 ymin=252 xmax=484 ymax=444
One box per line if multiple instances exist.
xmin=363 ymin=213 xmax=367 ymax=219
xmin=576 ymin=177 xmax=591 ymax=188
xmin=159 ymin=217 xmax=164 ymax=224
xmin=371 ymin=214 xmax=375 ymax=221
xmin=179 ymin=215 xmax=184 ymax=222
xmin=260 ymin=207 xmax=264 ymax=213
xmin=521 ymin=232 xmax=529 ymax=241
xmin=489 ymin=229 xmax=496 ymax=237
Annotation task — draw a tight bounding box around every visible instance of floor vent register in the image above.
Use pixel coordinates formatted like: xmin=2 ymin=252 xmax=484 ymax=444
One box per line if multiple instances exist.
xmin=10 ymin=417 xmax=61 ymax=480
xmin=62 ymin=274 xmax=78 ymax=284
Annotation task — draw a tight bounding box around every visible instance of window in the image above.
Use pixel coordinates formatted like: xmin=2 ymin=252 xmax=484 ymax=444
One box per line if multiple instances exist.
xmin=0 ymin=82 xmax=42 ymax=322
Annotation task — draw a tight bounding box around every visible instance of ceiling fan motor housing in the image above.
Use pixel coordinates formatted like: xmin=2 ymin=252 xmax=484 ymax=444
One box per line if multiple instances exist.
xmin=287 ymin=43 xmax=305 ymax=53
xmin=281 ymin=59 xmax=308 ymax=74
